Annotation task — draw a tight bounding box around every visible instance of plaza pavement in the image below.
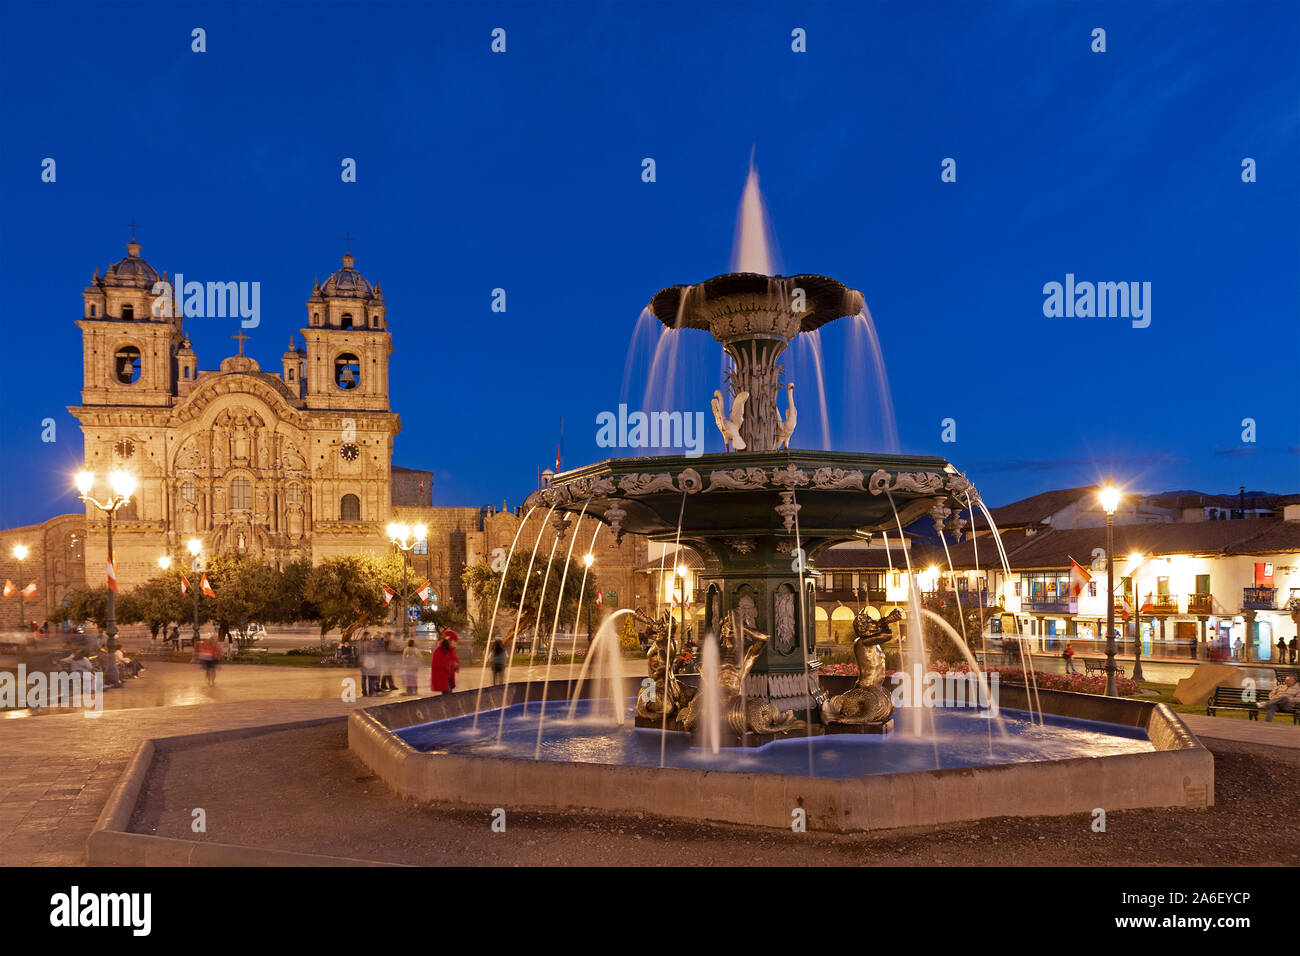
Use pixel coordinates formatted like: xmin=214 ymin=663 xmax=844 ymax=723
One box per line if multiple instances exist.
xmin=2 ymin=653 xmax=1297 ymax=867
xmin=0 ymin=657 xmax=632 ymax=866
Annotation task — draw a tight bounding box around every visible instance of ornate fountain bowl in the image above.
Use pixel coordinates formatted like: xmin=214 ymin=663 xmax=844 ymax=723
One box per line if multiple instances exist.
xmin=526 ymin=450 xmax=975 ymax=685
xmin=649 ymin=272 xmax=865 ymax=343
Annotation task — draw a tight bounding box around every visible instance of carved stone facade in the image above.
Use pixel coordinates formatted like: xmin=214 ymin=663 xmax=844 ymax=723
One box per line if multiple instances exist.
xmin=68 ymin=237 xmax=400 ymax=586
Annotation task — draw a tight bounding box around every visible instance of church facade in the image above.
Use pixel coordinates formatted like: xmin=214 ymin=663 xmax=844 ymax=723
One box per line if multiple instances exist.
xmin=68 ymin=235 xmax=405 ymax=588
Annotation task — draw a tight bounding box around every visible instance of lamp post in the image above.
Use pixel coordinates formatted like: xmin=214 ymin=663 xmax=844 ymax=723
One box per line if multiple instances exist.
xmin=386 ymin=522 xmax=428 ymax=645
xmin=1127 ymin=552 xmax=1147 ymax=683
xmin=1098 ymin=479 xmax=1121 ymax=697
xmin=187 ymin=538 xmax=203 ymax=647
xmin=76 ymin=469 xmax=136 ymax=649
xmin=12 ymin=544 xmax=28 ymax=632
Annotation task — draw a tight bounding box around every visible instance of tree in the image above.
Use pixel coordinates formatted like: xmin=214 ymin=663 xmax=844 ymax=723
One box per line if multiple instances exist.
xmin=203 ymin=552 xmax=278 ymax=647
xmin=64 ymin=586 xmax=110 ymax=632
xmin=461 ymin=552 xmax=600 ymax=643
xmin=305 ymin=552 xmax=403 ymax=643
xmin=266 ymin=558 xmax=317 ymax=625
xmin=121 ymin=572 xmax=188 ymax=638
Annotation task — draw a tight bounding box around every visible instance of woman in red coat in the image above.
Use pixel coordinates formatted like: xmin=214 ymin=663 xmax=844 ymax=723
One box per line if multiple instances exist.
xmin=430 ymin=631 xmax=460 ymax=694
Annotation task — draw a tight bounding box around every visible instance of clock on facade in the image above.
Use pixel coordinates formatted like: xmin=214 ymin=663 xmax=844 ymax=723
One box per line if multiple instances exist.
xmin=340 ymin=442 xmax=360 ymax=462
xmin=114 ymin=439 xmax=135 ymax=459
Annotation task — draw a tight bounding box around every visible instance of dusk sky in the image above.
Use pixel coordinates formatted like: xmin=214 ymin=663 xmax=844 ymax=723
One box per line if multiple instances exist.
xmin=1 ymin=0 xmax=1297 ymax=530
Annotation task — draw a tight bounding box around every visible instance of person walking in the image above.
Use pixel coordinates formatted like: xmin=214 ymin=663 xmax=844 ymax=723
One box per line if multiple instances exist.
xmin=196 ymin=636 xmax=220 ymax=687
xmin=1290 ymin=636 xmax=1297 ymax=665
xmin=358 ymin=630 xmax=375 ymax=696
xmin=1062 ymin=642 xmax=1077 ymax=674
xmin=1277 ymin=636 xmax=1288 ymax=663
xmin=401 ymin=638 xmax=421 ymax=695
xmin=430 ymin=630 xmax=460 ymax=695
xmin=379 ymin=632 xmax=398 ymax=692
xmin=490 ymin=638 xmax=508 ymax=686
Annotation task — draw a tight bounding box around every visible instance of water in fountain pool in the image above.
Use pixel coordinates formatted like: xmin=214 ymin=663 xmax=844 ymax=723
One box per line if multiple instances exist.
xmin=396 ymin=701 xmax=1153 ymax=778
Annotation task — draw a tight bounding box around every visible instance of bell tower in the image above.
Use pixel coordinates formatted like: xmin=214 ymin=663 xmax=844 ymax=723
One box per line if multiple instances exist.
xmin=301 ymin=244 xmax=391 ymax=412
xmin=76 ymin=231 xmax=182 ymax=407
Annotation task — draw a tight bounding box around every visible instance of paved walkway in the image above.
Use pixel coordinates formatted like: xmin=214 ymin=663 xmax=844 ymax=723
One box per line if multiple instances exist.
xmin=0 ymin=659 xmax=634 ymax=865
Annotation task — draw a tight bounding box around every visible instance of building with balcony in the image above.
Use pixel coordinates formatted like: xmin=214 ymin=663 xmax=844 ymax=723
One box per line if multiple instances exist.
xmin=942 ymin=508 xmax=1300 ymax=662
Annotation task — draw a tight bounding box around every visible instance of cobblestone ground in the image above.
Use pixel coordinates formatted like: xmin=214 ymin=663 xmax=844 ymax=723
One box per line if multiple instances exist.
xmin=0 ymin=659 xmax=606 ymax=866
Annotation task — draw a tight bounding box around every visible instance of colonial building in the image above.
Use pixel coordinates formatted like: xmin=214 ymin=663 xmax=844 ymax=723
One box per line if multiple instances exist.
xmin=68 ymin=235 xmax=401 ymax=587
xmin=0 ymin=233 xmax=652 ymax=630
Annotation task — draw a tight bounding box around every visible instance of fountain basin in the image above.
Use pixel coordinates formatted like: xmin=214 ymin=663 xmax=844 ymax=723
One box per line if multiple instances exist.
xmin=349 ymin=679 xmax=1213 ymax=833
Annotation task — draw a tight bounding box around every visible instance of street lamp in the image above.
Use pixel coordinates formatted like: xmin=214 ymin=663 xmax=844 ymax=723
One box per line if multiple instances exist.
xmin=1098 ymin=479 xmax=1122 ymax=697
xmin=187 ymin=538 xmax=203 ymax=646
xmin=158 ymin=555 xmax=172 ymax=571
xmin=387 ymin=522 xmax=428 ymax=644
xmin=1128 ymin=552 xmax=1147 ymax=682
xmin=75 ymin=469 xmax=136 ymax=648
xmin=12 ymin=544 xmax=28 ymax=632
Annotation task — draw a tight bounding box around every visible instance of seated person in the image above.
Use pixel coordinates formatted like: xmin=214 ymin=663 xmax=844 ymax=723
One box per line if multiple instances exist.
xmin=1258 ymin=675 xmax=1300 ymax=722
xmin=113 ymin=646 xmax=143 ymax=678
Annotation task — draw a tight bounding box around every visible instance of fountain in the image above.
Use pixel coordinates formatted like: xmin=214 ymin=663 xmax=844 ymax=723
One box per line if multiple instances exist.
xmin=348 ymin=163 xmax=1214 ymax=833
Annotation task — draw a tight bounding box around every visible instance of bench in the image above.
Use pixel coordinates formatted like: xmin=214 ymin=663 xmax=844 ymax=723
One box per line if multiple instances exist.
xmin=1207 ymin=685 xmax=1299 ymax=722
xmin=1082 ymin=658 xmax=1126 ymax=678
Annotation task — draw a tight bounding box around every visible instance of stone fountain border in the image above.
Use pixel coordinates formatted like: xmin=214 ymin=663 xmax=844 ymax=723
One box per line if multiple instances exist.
xmin=348 ymin=678 xmax=1213 ymax=833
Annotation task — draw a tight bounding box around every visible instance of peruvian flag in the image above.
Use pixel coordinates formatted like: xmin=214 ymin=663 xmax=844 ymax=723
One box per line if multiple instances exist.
xmin=671 ymin=591 xmax=693 ymax=609
xmin=2 ymin=580 xmax=13 ymax=600
xmin=382 ymin=584 xmax=397 ymax=606
xmin=200 ymin=573 xmax=216 ymax=598
xmin=416 ymin=580 xmax=434 ymax=604
xmin=21 ymin=582 xmax=37 ymax=600
xmin=180 ymin=573 xmax=191 ymax=596
xmin=1140 ymin=592 xmax=1154 ymax=614
xmin=555 ymin=445 xmax=562 ymax=472
xmin=1068 ymin=557 xmax=1092 ymax=602
xmin=107 ymin=560 xmax=118 ymax=593
xmin=595 ymin=588 xmax=603 ymax=610
xmin=1118 ymin=593 xmax=1132 ymax=621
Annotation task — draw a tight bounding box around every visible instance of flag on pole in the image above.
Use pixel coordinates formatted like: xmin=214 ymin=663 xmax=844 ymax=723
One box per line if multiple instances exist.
xmin=595 ymin=587 xmax=603 ymax=610
xmin=200 ymin=573 xmax=216 ymax=598
xmin=21 ymin=582 xmax=37 ymax=600
xmin=416 ymin=580 xmax=434 ymax=604
xmin=107 ymin=560 xmax=118 ymax=593
xmin=180 ymin=573 xmax=190 ymax=596
xmin=382 ymin=584 xmax=397 ymax=606
xmin=1140 ymin=592 xmax=1154 ymax=614
xmin=2 ymin=580 xmax=13 ymax=600
xmin=1068 ymin=556 xmax=1092 ymax=612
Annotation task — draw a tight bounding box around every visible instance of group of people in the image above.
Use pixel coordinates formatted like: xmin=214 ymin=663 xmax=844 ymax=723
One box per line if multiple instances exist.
xmin=342 ymin=629 xmax=462 ymax=697
xmin=1273 ymin=637 xmax=1299 ymax=664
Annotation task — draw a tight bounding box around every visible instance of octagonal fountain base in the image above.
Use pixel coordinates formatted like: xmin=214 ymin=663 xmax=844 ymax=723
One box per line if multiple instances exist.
xmin=348 ymin=678 xmax=1213 ymax=833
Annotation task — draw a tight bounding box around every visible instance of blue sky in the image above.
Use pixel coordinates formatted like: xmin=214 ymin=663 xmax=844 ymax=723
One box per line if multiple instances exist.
xmin=1 ymin=0 xmax=1297 ymax=528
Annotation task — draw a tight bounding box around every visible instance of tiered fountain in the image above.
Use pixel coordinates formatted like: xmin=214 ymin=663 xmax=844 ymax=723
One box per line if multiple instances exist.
xmin=347 ymin=163 xmax=1213 ymax=833
xmin=531 ymin=269 xmax=976 ymax=743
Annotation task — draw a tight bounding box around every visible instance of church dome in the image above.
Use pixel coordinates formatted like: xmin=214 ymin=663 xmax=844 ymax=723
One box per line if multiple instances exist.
xmin=102 ymin=238 xmax=160 ymax=289
xmin=320 ymin=252 xmax=376 ymax=299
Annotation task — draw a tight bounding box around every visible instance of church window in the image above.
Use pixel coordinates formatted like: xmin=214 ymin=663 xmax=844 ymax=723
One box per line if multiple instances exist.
xmin=414 ymin=539 xmax=427 ymax=555
xmin=118 ymin=500 xmax=138 ymax=520
xmin=341 ymin=312 xmax=354 ymax=329
xmin=334 ymin=353 xmax=361 ymax=389
xmin=231 ymin=477 xmax=251 ymax=511
xmin=121 ymin=304 xmax=134 ymax=320
xmin=115 ymin=346 xmax=142 ymax=384
xmin=90 ymin=305 xmax=97 ymax=317
xmin=312 ymin=312 xmax=320 ymax=326
xmin=288 ymin=368 xmax=295 ymax=381
xmin=287 ymin=483 xmax=302 ymax=504
xmin=183 ymin=366 xmax=190 ymax=379
xmin=182 ymin=481 xmax=195 ymax=502
xmin=370 ymin=314 xmax=377 ymax=328
xmin=340 ymin=494 xmax=360 ymax=521
xmin=67 ymin=533 xmax=83 ymax=561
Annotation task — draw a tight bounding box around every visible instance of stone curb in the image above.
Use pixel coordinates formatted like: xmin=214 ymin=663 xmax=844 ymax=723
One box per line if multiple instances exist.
xmin=87 ymin=716 xmax=405 ymax=867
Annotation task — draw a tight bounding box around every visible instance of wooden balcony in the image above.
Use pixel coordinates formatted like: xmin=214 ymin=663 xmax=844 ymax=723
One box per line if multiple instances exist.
xmin=1243 ymin=587 xmax=1277 ymax=610
xmin=1186 ymin=593 xmax=1213 ymax=614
